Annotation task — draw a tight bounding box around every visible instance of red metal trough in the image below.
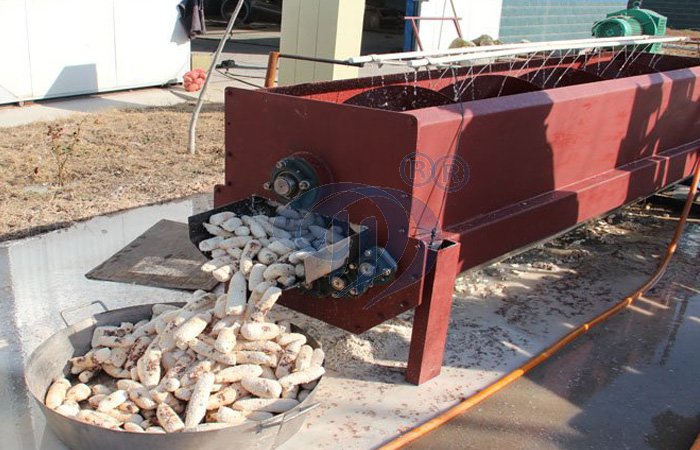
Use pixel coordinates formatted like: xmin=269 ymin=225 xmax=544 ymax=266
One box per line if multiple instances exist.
xmin=215 ymin=52 xmax=700 ymax=384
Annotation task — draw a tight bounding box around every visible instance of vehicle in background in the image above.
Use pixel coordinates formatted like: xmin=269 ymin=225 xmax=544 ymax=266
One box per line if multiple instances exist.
xmin=212 ymin=0 xmax=404 ymax=30
xmin=217 ymin=0 xmax=281 ymax=24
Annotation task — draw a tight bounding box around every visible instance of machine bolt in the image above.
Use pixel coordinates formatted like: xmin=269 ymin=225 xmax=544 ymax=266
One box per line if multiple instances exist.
xmin=331 ymin=276 xmax=346 ymax=291
xmin=275 ymin=160 xmax=286 ymax=169
xmin=273 ymin=175 xmax=297 ymax=197
xmin=263 ymin=182 xmax=272 ymax=190
xmin=348 ymin=263 xmax=357 ymax=270
xmin=383 ymin=268 xmax=392 ymax=276
xmin=359 ymin=262 xmax=375 ymax=276
xmin=299 ymin=180 xmax=311 ymax=190
xmin=363 ymin=249 xmax=373 ymax=257
xmin=349 ymin=288 xmax=359 ymax=296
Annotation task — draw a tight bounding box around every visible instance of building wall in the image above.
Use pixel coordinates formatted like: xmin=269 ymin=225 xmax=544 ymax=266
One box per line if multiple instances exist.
xmin=0 ymin=0 xmax=189 ymax=105
xmin=417 ymin=0 xmax=504 ymax=51
xmin=632 ymin=1 xmax=700 ymax=30
xmin=499 ymin=0 xmax=628 ymax=43
xmin=279 ymin=0 xmax=365 ymax=84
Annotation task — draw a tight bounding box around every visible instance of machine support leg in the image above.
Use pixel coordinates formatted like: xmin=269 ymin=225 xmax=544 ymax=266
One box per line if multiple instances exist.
xmin=406 ymin=240 xmax=461 ymax=385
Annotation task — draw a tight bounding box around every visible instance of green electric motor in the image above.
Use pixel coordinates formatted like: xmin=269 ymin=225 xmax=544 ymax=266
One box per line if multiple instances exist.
xmin=592 ymin=2 xmax=667 ymax=53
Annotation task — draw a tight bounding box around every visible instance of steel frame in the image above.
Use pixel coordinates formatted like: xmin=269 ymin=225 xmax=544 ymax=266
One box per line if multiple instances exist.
xmin=216 ymin=52 xmax=700 ymax=384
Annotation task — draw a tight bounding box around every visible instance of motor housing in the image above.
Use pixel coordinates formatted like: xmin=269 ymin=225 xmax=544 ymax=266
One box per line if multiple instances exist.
xmin=592 ymin=3 xmax=667 ymax=53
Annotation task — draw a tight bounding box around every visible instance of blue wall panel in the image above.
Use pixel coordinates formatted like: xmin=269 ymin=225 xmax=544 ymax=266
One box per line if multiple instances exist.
xmin=499 ymin=0 xmax=629 ymax=43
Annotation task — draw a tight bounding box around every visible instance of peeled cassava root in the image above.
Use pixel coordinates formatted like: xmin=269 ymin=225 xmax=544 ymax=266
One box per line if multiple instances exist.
xmin=43 ymin=203 xmax=329 ymax=433
xmin=45 ymin=288 xmax=324 ymax=433
xmin=197 ymin=204 xmax=347 ymax=289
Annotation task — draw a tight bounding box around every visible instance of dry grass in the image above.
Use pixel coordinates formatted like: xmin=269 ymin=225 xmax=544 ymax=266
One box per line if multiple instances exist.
xmin=665 ymin=29 xmax=700 ymax=57
xmin=0 ymin=104 xmax=225 ymax=241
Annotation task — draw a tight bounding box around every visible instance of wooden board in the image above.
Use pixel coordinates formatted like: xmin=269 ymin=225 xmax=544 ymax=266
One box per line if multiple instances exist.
xmin=86 ymin=219 xmax=218 ymax=291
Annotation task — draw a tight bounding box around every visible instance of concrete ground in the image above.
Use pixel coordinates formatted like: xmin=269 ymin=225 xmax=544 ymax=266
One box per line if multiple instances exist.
xmin=0 ymin=27 xmax=405 ymax=128
xmin=409 ymin=234 xmax=700 ymax=450
xmin=3 ymin=194 xmax=699 ymax=450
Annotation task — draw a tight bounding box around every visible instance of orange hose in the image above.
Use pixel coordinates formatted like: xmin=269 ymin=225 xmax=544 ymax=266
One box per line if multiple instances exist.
xmin=691 ymin=432 xmax=700 ymax=450
xmin=380 ymin=160 xmax=700 ymax=450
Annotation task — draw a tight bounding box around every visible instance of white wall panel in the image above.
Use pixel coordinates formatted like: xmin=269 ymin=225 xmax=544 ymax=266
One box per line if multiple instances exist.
xmin=0 ymin=0 xmax=190 ymax=105
xmin=0 ymin=0 xmax=33 ymax=103
xmin=25 ymin=0 xmax=117 ymax=99
xmin=113 ymin=0 xmax=189 ymax=87
xmin=418 ymin=0 xmax=504 ymax=51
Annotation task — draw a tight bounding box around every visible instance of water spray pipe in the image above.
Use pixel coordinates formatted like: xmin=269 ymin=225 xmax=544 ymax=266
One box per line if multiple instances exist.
xmin=407 ymin=36 xmax=686 ymax=68
xmin=350 ymin=35 xmax=686 ymax=66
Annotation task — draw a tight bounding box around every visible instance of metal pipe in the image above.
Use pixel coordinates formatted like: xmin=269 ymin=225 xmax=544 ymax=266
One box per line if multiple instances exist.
xmin=407 ymin=36 xmax=687 ymax=68
xmin=378 ymin=157 xmax=700 ymax=450
xmin=265 ymin=51 xmax=280 ymax=88
xmin=349 ymin=35 xmax=685 ymax=65
xmin=187 ymin=0 xmax=246 ymax=155
xmin=404 ymin=16 xmax=461 ymax=20
xmin=277 ymin=53 xmax=365 ymax=67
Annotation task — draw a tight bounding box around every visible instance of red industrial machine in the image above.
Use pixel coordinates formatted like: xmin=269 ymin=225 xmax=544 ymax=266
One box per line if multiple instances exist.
xmin=211 ymin=51 xmax=700 ymax=384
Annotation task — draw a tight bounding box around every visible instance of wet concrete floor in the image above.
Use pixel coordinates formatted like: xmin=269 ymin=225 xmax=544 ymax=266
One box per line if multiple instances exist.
xmin=0 ymin=196 xmax=212 ymax=449
xmin=3 ymin=195 xmax=699 ymax=449
xmin=409 ymin=246 xmax=700 ymax=450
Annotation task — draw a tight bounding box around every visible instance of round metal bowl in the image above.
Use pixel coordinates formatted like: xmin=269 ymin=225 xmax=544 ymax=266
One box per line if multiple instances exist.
xmin=25 ymin=303 xmax=322 ymax=450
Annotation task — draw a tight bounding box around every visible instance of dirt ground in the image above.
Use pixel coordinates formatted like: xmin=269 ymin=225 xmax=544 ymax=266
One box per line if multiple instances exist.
xmin=666 ymin=29 xmax=700 ymax=57
xmin=0 ymin=104 xmax=225 ymax=242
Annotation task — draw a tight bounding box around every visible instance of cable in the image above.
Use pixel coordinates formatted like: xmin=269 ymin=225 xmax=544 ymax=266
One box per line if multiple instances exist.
xmin=379 ymin=157 xmax=700 ymax=450
xmin=215 ymin=69 xmax=265 ymax=88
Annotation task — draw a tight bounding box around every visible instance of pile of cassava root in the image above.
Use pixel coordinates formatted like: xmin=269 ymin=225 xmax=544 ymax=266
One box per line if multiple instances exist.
xmin=197 ymin=204 xmax=347 ymax=288
xmin=43 ymin=204 xmax=335 ymax=433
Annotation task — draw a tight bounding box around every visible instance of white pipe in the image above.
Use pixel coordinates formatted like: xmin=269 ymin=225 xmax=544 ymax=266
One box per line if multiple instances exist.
xmin=348 ymin=35 xmax=679 ymax=65
xmin=407 ymin=36 xmax=687 ymax=68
